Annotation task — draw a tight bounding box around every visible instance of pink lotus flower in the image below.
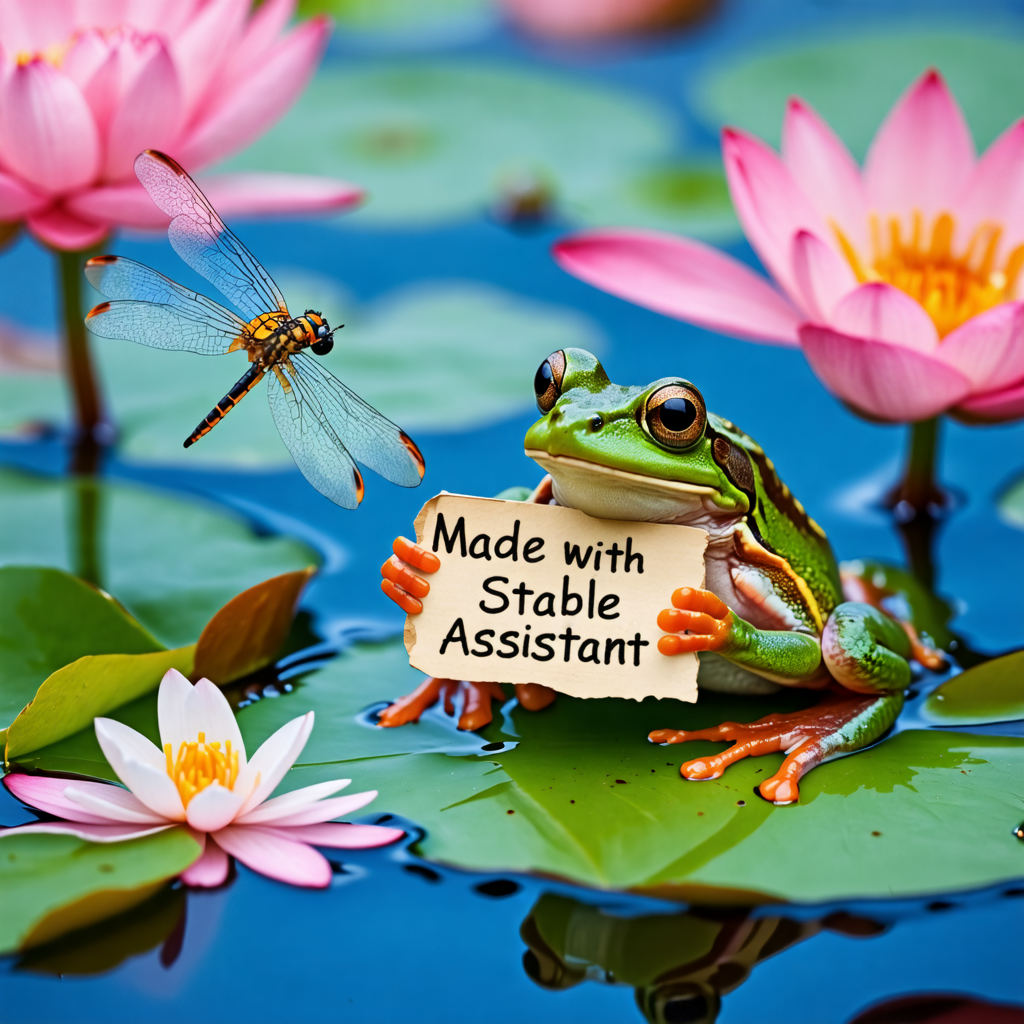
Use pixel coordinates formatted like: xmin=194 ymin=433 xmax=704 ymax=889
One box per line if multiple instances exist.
xmin=0 ymin=0 xmax=361 ymax=250
xmin=554 ymin=70 xmax=1024 ymax=424
xmin=2 ymin=669 xmax=403 ymax=888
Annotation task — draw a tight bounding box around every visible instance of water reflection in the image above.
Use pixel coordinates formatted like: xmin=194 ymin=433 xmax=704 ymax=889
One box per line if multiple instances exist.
xmin=520 ymin=892 xmax=886 ymax=1024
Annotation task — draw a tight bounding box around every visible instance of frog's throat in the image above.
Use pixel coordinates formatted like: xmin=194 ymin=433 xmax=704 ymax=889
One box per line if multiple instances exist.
xmin=526 ymin=449 xmax=731 ymax=527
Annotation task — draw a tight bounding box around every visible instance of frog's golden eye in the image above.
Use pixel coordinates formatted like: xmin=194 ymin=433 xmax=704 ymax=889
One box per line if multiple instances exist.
xmin=644 ymin=383 xmax=705 ymax=449
xmin=534 ymin=350 xmax=566 ymax=413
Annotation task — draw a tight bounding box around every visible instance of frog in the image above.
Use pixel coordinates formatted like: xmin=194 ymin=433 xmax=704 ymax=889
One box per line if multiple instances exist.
xmin=379 ymin=348 xmax=944 ymax=804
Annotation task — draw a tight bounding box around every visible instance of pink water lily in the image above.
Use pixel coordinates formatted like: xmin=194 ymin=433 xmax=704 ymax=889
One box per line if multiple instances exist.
xmin=554 ymin=70 xmax=1024 ymax=424
xmin=0 ymin=0 xmax=362 ymax=250
xmin=2 ymin=669 xmax=403 ymax=888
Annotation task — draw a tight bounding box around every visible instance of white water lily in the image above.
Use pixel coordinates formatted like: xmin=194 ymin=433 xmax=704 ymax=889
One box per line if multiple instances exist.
xmin=3 ymin=669 xmax=402 ymax=888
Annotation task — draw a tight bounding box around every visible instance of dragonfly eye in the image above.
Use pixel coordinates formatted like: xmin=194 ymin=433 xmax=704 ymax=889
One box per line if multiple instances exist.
xmin=317 ymin=324 xmax=328 ymax=338
xmin=311 ymin=335 xmax=334 ymax=356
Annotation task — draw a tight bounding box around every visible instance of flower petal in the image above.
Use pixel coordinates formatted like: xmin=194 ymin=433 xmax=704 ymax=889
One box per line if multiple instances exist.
xmin=829 ymin=282 xmax=938 ymax=353
xmin=790 ymin=229 xmax=858 ymax=322
xmin=212 ymin=824 xmax=332 ymax=887
xmin=26 ymin=206 xmax=109 ymax=250
xmin=256 ymin=790 xmax=379 ymax=828
xmin=95 ymin=719 xmax=185 ymax=820
xmin=236 ymin=712 xmax=314 ymax=816
xmin=936 ymin=302 xmax=1024 ymax=392
xmin=553 ymin=229 xmax=802 ymax=344
xmin=102 ymin=37 xmax=182 ymax=181
xmin=3 ymin=773 xmax=113 ymax=824
xmin=265 ymin=822 xmax=405 ymax=849
xmin=185 ymin=783 xmax=244 ymax=833
xmin=954 ymin=118 xmax=1024 ymax=256
xmin=182 ymin=678 xmax=245 ymax=763
xmin=0 ymin=58 xmax=100 ymax=194
xmin=94 ymin=716 xmax=166 ymax=772
xmin=864 ymin=69 xmax=975 ymax=223
xmin=180 ymin=835 xmax=230 ymax=887
xmin=0 ymin=170 xmax=49 ymax=219
xmin=953 ymin=379 xmax=1024 ymax=423
xmin=157 ymin=667 xmax=194 ymax=752
xmin=799 ymin=324 xmax=972 ymax=422
xmin=65 ymin=181 xmax=169 ymax=228
xmin=200 ymin=173 xmax=364 ymax=218
xmin=782 ymin=97 xmax=870 ymax=256
xmin=169 ymin=0 xmax=248 ymax=121
xmin=721 ymin=127 xmax=828 ymax=301
xmin=64 ymin=784 xmax=167 ymax=824
xmin=235 ymin=778 xmax=351 ymax=825
xmin=174 ymin=14 xmax=331 ymax=170
xmin=0 ymin=821 xmax=173 ymax=843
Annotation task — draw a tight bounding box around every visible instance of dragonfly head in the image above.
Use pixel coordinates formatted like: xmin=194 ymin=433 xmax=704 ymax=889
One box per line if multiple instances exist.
xmin=304 ymin=310 xmax=335 ymax=356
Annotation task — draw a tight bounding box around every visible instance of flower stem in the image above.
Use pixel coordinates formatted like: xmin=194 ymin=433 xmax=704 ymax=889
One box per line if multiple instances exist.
xmin=899 ymin=417 xmax=940 ymax=512
xmin=58 ymin=247 xmax=105 ymax=448
xmin=889 ymin=418 xmax=943 ymax=590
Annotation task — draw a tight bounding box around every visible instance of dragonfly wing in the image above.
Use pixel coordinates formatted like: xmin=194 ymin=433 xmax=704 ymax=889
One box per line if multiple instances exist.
xmin=135 ymin=150 xmax=288 ymax=322
xmin=267 ymin=362 xmax=364 ymax=509
xmin=86 ymin=300 xmax=243 ymax=356
xmin=85 ymin=256 xmax=247 ymax=355
xmin=290 ymin=352 xmax=425 ymax=487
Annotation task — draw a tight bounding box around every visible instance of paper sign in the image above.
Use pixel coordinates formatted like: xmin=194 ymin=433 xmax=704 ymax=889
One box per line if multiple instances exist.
xmin=404 ymin=494 xmax=708 ymax=702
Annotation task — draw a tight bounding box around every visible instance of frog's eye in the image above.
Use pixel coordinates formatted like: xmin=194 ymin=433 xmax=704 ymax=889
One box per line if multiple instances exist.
xmin=534 ymin=350 xmax=566 ymax=413
xmin=644 ymin=384 xmax=705 ymax=449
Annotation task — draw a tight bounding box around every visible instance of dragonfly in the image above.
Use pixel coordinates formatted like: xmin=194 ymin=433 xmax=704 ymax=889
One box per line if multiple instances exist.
xmin=84 ymin=149 xmax=425 ymax=509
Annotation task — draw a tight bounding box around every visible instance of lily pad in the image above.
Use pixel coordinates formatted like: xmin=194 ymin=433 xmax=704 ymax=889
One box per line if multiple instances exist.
xmin=1 ymin=282 xmax=603 ymax=465
xmin=20 ymin=640 xmax=1024 ymax=902
xmin=570 ymin=161 xmax=739 ymax=242
xmin=219 ymin=62 xmax=683 ymax=227
xmin=997 ymin=473 xmax=1024 ymax=529
xmin=0 ymin=566 xmax=162 ymax=733
xmin=299 ymin=0 xmax=491 ymax=43
xmin=5 ymin=648 xmax=195 ymax=761
xmin=693 ymin=31 xmax=1024 ymax=158
xmin=4 ymin=568 xmax=317 ymax=759
xmin=921 ymin=651 xmax=1024 ymax=726
xmin=0 ymin=469 xmax=318 ymax=647
xmin=0 ymin=829 xmax=201 ymax=954
xmin=238 ymin=643 xmax=1024 ymax=902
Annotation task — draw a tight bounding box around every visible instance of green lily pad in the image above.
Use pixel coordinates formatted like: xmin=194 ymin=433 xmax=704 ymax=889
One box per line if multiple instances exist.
xmin=1 ymin=281 xmax=603 ymax=465
xmin=4 ymin=648 xmax=195 ymax=760
xmin=240 ymin=643 xmax=1024 ymax=902
xmin=693 ymin=31 xmax=1024 ymax=158
xmin=0 ymin=566 xmax=162 ymax=733
xmin=0 ymin=469 xmax=318 ymax=647
xmin=219 ymin=62 xmax=686 ymax=228
xmin=22 ymin=640 xmax=1023 ymax=902
xmin=570 ymin=161 xmax=739 ymax=242
xmin=299 ymin=0 xmax=490 ymax=40
xmin=997 ymin=473 xmax=1024 ymax=529
xmin=0 ymin=829 xmax=201 ymax=954
xmin=3 ymin=568 xmax=315 ymax=758
xmin=921 ymin=651 xmax=1024 ymax=726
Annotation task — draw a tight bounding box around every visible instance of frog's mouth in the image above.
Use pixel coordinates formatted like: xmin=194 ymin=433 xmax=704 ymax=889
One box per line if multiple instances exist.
xmin=525 ymin=449 xmax=721 ymax=525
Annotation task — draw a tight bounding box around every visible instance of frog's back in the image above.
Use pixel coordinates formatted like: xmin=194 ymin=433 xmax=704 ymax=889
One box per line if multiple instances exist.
xmin=711 ymin=414 xmax=843 ymax=620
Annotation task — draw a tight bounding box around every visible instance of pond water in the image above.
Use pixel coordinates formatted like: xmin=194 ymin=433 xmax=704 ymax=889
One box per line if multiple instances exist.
xmin=2 ymin=0 xmax=1023 ymax=1020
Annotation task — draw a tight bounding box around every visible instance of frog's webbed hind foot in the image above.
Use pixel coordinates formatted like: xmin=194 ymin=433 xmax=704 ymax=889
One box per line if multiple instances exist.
xmin=649 ymin=691 xmax=903 ymax=805
xmin=378 ymin=678 xmax=555 ymax=731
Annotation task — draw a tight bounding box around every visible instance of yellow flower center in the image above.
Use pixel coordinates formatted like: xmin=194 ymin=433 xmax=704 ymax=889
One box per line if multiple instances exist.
xmin=164 ymin=732 xmax=240 ymax=807
xmin=834 ymin=212 xmax=1024 ymax=337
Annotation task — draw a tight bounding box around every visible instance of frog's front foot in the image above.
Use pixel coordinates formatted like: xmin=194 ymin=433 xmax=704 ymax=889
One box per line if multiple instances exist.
xmin=655 ymin=588 xmax=732 ymax=654
xmin=378 ymin=678 xmax=556 ymax=731
xmin=649 ymin=690 xmax=903 ymax=805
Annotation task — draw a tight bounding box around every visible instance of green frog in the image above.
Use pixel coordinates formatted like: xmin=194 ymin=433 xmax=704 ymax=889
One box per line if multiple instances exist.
xmin=379 ymin=349 xmax=944 ymax=804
